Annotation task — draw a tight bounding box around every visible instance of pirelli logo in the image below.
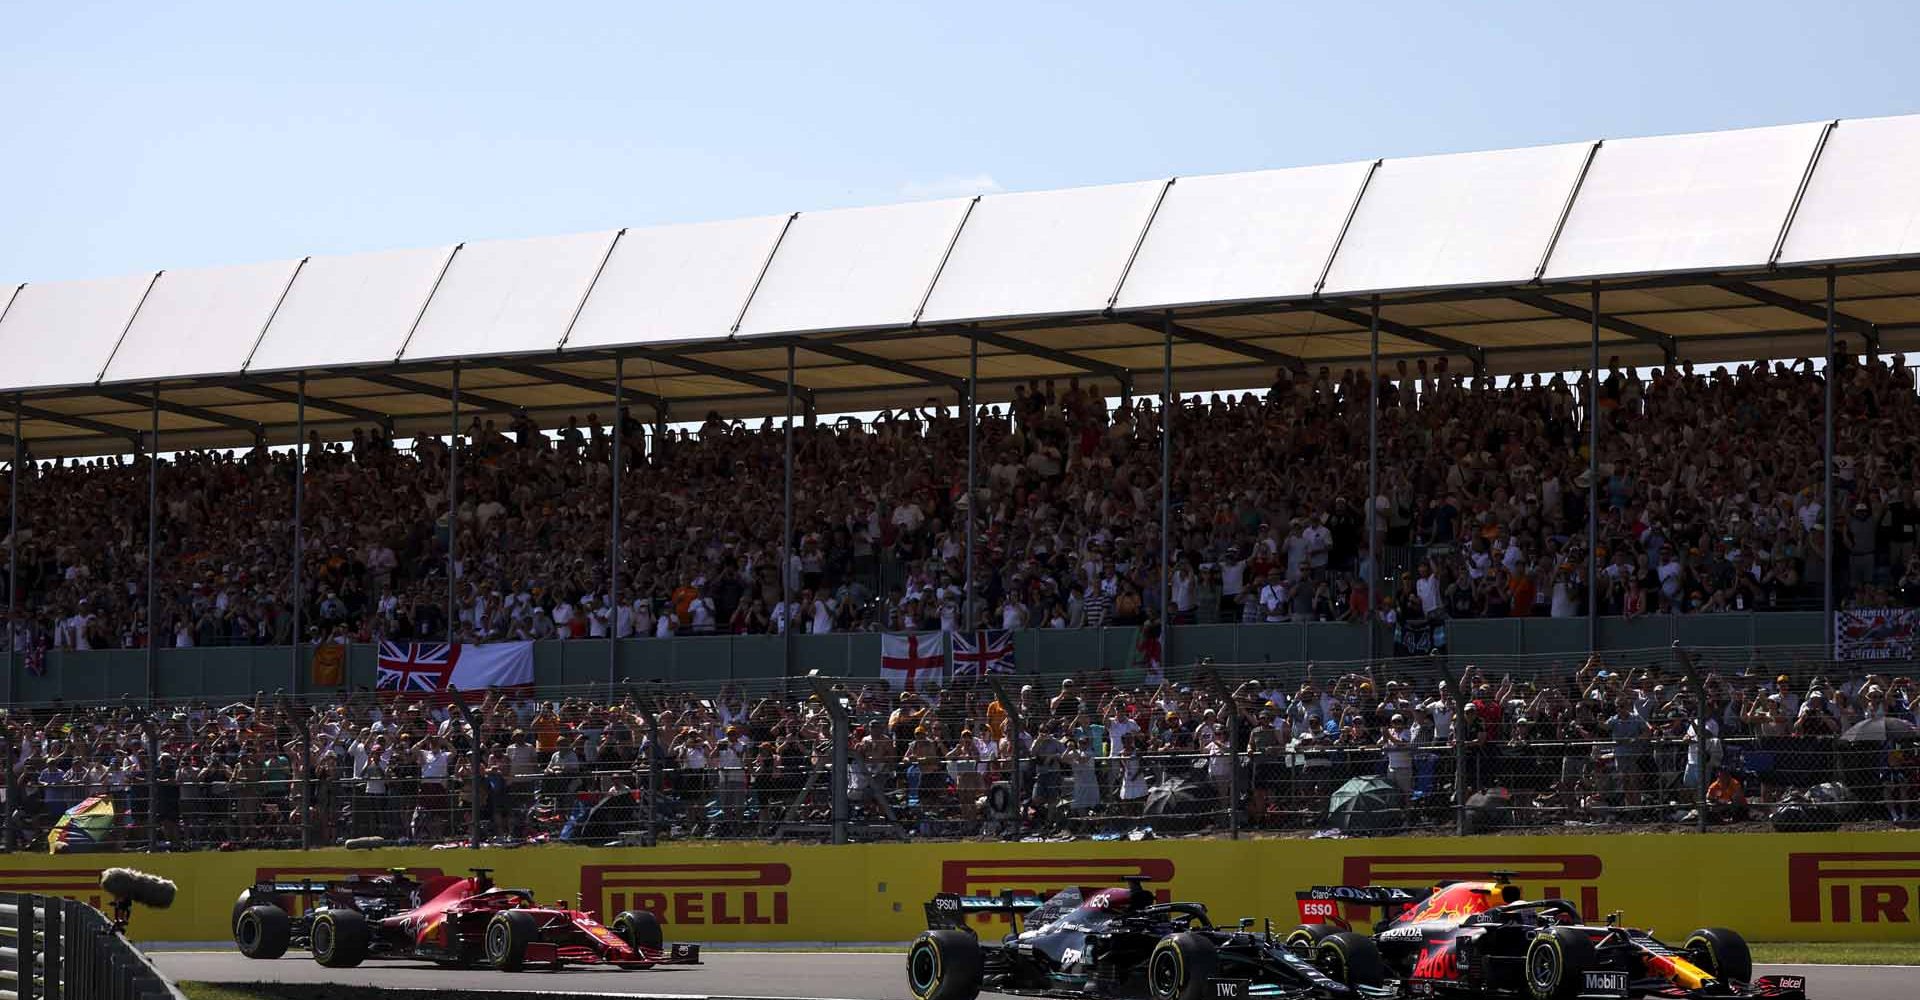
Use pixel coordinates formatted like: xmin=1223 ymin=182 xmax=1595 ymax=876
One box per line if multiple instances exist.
xmin=1340 ymin=854 xmax=1603 ymax=920
xmin=1788 ymin=852 xmax=1920 ymax=923
xmin=580 ymin=863 xmax=791 ymax=927
xmin=940 ymin=858 xmax=1176 ymax=922
xmin=0 ymin=869 xmax=114 ymax=909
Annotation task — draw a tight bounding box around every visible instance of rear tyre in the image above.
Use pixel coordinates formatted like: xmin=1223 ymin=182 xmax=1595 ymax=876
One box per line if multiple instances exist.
xmin=906 ymin=929 xmax=984 ymax=1000
xmin=487 ymin=910 xmax=540 ymax=971
xmin=310 ymin=909 xmax=370 ymax=968
xmin=1147 ymin=932 xmax=1220 ymax=1000
xmin=1284 ymin=922 xmax=1340 ymax=958
xmin=1682 ymin=927 xmax=1752 ymax=984
xmin=234 ymin=905 xmax=291 ymax=960
xmin=1523 ymin=926 xmax=1596 ymax=1000
xmin=1313 ymin=931 xmax=1385 ymax=988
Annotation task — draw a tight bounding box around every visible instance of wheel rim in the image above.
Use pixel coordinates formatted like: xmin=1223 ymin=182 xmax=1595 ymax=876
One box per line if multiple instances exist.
xmin=487 ymin=920 xmax=509 ymax=961
xmin=1149 ymin=947 xmax=1181 ymax=999
xmin=238 ymin=915 xmax=258 ymax=949
xmin=908 ymin=944 xmax=938 ymax=994
xmin=1527 ymin=944 xmax=1557 ymax=991
xmin=1319 ymin=945 xmax=1344 ymax=982
xmin=313 ymin=919 xmax=333 ymax=957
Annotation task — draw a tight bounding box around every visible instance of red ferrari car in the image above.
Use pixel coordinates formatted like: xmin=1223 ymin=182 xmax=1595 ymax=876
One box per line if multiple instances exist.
xmin=232 ymin=867 xmax=702 ymax=971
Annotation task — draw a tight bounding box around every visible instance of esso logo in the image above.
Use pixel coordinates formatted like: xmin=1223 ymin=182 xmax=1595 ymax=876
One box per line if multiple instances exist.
xmin=1301 ymin=900 xmax=1337 ymax=918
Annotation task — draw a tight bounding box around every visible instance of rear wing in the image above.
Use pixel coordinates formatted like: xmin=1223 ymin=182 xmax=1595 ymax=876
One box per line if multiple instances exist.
xmin=925 ymin=891 xmax=1046 ymax=931
xmin=253 ymin=879 xmax=338 ymax=896
xmin=1293 ymin=885 xmax=1431 ymax=925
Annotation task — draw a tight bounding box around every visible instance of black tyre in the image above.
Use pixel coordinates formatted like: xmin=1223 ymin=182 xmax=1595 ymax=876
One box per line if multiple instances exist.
xmin=231 ymin=889 xmax=252 ymax=936
xmin=1284 ymin=922 xmax=1340 ymax=958
xmin=1682 ymin=927 xmax=1752 ymax=984
xmin=1147 ymin=932 xmax=1220 ymax=1000
xmin=234 ymin=904 xmax=291 ymax=960
xmin=487 ymin=910 xmax=541 ymax=971
xmin=310 ymin=909 xmax=371 ymax=968
xmin=614 ymin=909 xmax=665 ymax=950
xmin=905 ymin=929 xmax=984 ymax=1000
xmin=1313 ymin=931 xmax=1385 ymax=988
xmin=1523 ymin=926 xmax=1597 ymax=1000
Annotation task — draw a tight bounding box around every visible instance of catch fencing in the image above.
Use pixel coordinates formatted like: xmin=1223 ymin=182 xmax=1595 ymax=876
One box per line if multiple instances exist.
xmin=0 ymin=894 xmax=183 ymax=1000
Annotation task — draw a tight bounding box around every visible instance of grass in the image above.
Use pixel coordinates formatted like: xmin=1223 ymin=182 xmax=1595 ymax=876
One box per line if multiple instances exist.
xmin=1749 ymin=941 xmax=1920 ymax=965
xmin=179 ymin=985 xmax=271 ymax=1000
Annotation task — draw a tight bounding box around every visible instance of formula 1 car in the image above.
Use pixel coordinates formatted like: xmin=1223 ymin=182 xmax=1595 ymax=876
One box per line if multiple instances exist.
xmin=907 ymin=877 xmax=1396 ymax=1000
xmin=1287 ymin=877 xmax=1807 ymax=999
xmin=230 ymin=867 xmax=701 ymax=971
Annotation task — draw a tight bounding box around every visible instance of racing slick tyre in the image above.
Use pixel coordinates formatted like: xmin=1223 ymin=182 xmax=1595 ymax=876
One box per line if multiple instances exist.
xmin=487 ymin=910 xmax=541 ymax=971
xmin=614 ymin=910 xmax=664 ymax=968
xmin=1313 ymin=932 xmax=1385 ymax=989
xmin=1682 ymin=927 xmax=1752 ymax=985
xmin=1523 ymin=926 xmax=1597 ymax=1000
xmin=234 ymin=905 xmax=291 ymax=960
xmin=906 ymin=929 xmax=984 ymax=1000
xmin=1284 ymin=922 xmax=1341 ymax=958
xmin=1148 ymin=932 xmax=1220 ymax=1000
xmin=310 ymin=909 xmax=371 ymax=968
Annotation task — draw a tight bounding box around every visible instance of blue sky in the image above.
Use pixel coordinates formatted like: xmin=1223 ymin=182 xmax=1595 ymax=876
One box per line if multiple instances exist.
xmin=3 ymin=1 xmax=1916 ymax=284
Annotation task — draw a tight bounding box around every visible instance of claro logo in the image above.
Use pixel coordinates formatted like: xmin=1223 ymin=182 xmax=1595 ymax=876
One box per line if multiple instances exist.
xmin=941 ymin=858 xmax=1177 ymax=922
xmin=1340 ymin=854 xmax=1603 ymax=920
xmin=1788 ymin=852 xmax=1920 ymax=923
xmin=580 ymin=863 xmax=791 ymax=927
xmin=0 ymin=869 xmax=115 ymax=909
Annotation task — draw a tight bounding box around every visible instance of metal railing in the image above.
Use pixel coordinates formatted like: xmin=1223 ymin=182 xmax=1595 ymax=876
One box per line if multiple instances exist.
xmin=0 ymin=894 xmax=183 ymax=1000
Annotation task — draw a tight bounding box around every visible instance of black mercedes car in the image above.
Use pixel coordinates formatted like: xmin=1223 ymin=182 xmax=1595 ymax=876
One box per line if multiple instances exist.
xmin=907 ymin=878 xmax=1396 ymax=1000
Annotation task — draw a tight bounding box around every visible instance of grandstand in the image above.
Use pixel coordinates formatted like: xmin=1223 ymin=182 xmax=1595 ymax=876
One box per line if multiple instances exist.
xmin=3 ymin=114 xmax=1920 ymax=853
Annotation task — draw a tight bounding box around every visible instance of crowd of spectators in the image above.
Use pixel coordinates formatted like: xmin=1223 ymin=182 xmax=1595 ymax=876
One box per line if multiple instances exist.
xmin=4 ymin=350 xmax=1920 ymax=656
xmin=4 ymin=653 xmax=1915 ymax=851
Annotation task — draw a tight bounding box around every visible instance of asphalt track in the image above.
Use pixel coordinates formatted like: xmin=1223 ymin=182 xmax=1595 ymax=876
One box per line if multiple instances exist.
xmin=153 ymin=951 xmax=1900 ymax=999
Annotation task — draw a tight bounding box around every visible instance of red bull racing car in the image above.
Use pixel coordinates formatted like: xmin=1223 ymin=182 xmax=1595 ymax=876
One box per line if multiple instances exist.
xmin=230 ymin=867 xmax=701 ymax=971
xmin=1287 ymin=876 xmax=1806 ymax=1000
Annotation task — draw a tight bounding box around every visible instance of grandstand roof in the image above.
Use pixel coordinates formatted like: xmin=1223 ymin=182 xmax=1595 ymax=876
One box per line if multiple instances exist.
xmin=5 ymin=114 xmax=1920 ymax=457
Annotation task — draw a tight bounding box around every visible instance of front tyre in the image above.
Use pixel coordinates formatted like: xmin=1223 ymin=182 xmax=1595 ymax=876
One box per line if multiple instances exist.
xmin=1682 ymin=927 xmax=1753 ymax=984
xmin=1313 ymin=931 xmax=1384 ymax=988
xmin=1148 ymin=932 xmax=1220 ymax=1000
xmin=906 ymin=929 xmax=984 ymax=1000
xmin=487 ymin=910 xmax=541 ymax=971
xmin=1524 ymin=926 xmax=1596 ymax=1000
xmin=310 ymin=909 xmax=371 ymax=968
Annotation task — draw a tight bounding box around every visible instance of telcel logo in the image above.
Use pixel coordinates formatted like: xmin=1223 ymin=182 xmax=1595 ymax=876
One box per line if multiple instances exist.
xmin=580 ymin=863 xmax=791 ymax=926
xmin=1788 ymin=852 xmax=1920 ymax=923
xmin=940 ymin=859 xmax=1176 ymax=923
xmin=1339 ymin=854 xmax=1603 ymax=920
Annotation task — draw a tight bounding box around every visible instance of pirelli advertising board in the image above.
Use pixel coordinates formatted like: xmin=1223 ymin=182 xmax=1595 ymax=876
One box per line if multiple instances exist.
xmin=5 ymin=831 xmax=1915 ymax=943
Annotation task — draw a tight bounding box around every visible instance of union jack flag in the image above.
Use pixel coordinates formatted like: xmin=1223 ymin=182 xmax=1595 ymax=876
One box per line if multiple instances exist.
xmin=376 ymin=641 xmax=456 ymax=693
xmin=952 ymin=629 xmax=1015 ymax=678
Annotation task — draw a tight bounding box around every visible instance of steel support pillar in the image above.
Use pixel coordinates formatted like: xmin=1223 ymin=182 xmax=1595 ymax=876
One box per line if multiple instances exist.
xmin=1824 ymin=270 xmax=1836 ymax=654
xmin=1588 ymin=286 xmax=1600 ymax=651
xmin=1160 ymin=315 xmax=1173 ymax=668
xmin=965 ymin=334 xmax=977 ymax=635
xmin=448 ymin=363 xmax=460 ymax=641
xmin=1367 ymin=298 xmax=1379 ymax=662
xmin=783 ymin=345 xmax=795 ymax=664
xmin=610 ymin=356 xmax=623 ymax=686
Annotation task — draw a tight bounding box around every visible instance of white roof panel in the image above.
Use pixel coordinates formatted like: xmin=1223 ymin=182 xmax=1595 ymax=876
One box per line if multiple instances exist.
xmin=564 ymin=215 xmax=790 ymax=351
xmin=102 ymin=258 xmax=301 ymax=384
xmin=248 ymin=244 xmax=456 ymax=373
xmin=0 ymin=273 xmax=156 ymax=391
xmin=737 ymin=199 xmax=972 ymax=337
xmin=1116 ymin=162 xmax=1373 ymax=309
xmin=1544 ymin=121 xmax=1828 ymax=281
xmin=400 ymin=230 xmax=619 ymax=362
xmin=1777 ymin=114 xmax=1920 ymax=266
xmin=1323 ymin=142 xmax=1593 ymax=295
xmin=919 ymin=180 xmax=1167 ymax=324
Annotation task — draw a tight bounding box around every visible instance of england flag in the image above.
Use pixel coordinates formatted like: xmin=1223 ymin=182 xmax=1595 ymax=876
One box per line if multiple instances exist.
xmin=880 ymin=631 xmax=947 ymax=692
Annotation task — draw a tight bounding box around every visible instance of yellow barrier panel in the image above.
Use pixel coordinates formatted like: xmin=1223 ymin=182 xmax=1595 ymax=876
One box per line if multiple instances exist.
xmin=6 ymin=831 xmax=1916 ymax=944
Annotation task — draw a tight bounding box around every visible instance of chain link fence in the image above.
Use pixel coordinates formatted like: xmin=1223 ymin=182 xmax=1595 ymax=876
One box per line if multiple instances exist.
xmin=0 ymin=644 xmax=1913 ymax=851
